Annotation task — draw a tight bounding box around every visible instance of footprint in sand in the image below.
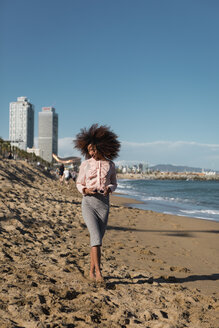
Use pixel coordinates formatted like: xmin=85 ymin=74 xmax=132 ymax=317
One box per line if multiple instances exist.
xmin=170 ymin=266 xmax=191 ymax=273
xmin=140 ymin=249 xmax=155 ymax=256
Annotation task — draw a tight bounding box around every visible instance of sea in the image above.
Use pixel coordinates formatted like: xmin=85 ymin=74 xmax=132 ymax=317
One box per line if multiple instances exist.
xmin=116 ymin=179 xmax=219 ymax=222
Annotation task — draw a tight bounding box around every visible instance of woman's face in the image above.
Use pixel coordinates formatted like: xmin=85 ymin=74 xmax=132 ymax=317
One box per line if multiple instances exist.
xmin=88 ymin=144 xmax=99 ymax=160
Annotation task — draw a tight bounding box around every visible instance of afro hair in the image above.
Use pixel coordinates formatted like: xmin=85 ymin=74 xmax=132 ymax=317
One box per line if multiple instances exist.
xmin=74 ymin=124 xmax=120 ymax=160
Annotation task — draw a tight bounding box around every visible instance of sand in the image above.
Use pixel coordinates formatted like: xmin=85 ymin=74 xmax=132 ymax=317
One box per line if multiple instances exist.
xmin=0 ymin=159 xmax=218 ymax=328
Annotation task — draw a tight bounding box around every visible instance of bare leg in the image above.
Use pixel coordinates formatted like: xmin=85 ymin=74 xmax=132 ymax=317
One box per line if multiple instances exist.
xmin=89 ymin=248 xmax=95 ymax=280
xmin=90 ymin=246 xmax=103 ymax=281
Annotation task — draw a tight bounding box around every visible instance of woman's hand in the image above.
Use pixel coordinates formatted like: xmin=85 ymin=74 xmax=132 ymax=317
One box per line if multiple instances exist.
xmin=83 ymin=188 xmax=97 ymax=195
xmin=83 ymin=187 xmax=111 ymax=196
xmin=103 ymin=186 xmax=111 ymax=196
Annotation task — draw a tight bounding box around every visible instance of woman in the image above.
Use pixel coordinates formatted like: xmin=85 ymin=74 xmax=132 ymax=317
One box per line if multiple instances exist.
xmin=74 ymin=124 xmax=120 ymax=282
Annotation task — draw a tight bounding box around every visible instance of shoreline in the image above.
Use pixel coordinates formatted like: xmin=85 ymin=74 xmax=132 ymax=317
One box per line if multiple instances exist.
xmin=115 ymin=178 xmax=219 ymax=223
xmin=111 ymin=192 xmax=219 ymax=225
xmin=111 ymin=192 xmax=144 ymax=206
xmin=112 ymin=192 xmax=219 ymax=223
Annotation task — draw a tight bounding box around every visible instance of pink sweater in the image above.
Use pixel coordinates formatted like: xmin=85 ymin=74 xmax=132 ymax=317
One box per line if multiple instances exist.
xmin=76 ymin=157 xmax=117 ymax=194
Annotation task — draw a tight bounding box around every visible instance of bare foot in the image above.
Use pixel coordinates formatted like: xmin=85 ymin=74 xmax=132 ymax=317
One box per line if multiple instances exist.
xmin=96 ymin=276 xmax=105 ymax=287
xmin=95 ymin=273 xmax=104 ymax=282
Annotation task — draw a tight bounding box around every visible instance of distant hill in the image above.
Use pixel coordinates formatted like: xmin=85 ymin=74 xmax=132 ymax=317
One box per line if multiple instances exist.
xmin=149 ymin=164 xmax=203 ymax=173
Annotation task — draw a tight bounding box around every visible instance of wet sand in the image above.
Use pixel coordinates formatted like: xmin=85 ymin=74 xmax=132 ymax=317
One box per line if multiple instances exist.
xmin=0 ymin=159 xmax=218 ymax=327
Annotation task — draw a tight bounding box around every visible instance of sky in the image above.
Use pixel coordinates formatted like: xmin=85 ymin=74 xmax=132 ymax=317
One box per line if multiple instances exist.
xmin=1 ymin=0 xmax=219 ymax=169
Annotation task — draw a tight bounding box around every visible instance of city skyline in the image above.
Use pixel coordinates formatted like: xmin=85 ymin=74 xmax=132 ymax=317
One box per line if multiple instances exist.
xmin=4 ymin=97 xmax=219 ymax=170
xmin=1 ymin=1 xmax=219 ymax=169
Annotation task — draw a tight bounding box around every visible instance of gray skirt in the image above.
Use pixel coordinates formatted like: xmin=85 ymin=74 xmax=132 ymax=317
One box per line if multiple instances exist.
xmin=82 ymin=193 xmax=109 ymax=247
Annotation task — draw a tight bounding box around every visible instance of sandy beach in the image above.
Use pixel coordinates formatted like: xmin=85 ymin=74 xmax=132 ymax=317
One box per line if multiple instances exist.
xmin=0 ymin=160 xmax=218 ymax=328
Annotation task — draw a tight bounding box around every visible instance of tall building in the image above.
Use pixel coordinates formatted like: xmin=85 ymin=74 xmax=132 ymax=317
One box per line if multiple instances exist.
xmin=38 ymin=107 xmax=58 ymax=162
xmin=9 ymin=97 xmax=34 ymax=150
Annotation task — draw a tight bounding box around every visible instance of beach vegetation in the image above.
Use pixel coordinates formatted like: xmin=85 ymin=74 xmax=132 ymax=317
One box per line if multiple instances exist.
xmin=0 ymin=137 xmax=50 ymax=167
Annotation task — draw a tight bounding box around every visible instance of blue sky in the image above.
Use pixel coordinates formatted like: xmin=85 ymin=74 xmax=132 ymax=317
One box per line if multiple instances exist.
xmin=1 ymin=0 xmax=219 ymax=169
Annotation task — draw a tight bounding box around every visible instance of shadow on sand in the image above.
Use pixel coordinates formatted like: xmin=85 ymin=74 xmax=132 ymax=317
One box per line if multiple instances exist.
xmin=105 ymin=273 xmax=219 ymax=289
xmin=107 ymin=225 xmax=219 ymax=237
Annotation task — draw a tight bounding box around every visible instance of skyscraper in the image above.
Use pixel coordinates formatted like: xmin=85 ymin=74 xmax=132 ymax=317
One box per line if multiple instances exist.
xmin=9 ymin=97 xmax=34 ymax=150
xmin=38 ymin=107 xmax=58 ymax=162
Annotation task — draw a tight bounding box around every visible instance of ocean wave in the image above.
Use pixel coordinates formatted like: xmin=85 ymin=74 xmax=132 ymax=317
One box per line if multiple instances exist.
xmin=117 ymin=189 xmax=194 ymax=204
xmin=142 ymin=196 xmax=181 ymax=202
xmin=132 ymin=195 xmax=193 ymax=204
xmin=180 ymin=209 xmax=219 ymax=215
xmin=117 ymin=187 xmax=199 ymax=205
xmin=117 ymin=184 xmax=133 ymax=189
xmin=164 ymin=212 xmax=218 ymax=222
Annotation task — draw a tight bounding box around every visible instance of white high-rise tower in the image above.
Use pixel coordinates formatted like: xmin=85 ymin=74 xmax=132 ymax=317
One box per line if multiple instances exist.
xmin=38 ymin=107 xmax=58 ymax=162
xmin=9 ymin=97 xmax=34 ymax=150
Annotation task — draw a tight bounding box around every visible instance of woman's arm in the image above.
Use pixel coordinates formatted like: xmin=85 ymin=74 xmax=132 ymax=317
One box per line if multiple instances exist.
xmin=106 ymin=162 xmax=117 ymax=193
xmin=76 ymin=161 xmax=87 ymax=194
